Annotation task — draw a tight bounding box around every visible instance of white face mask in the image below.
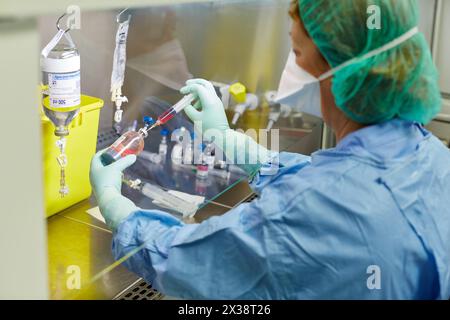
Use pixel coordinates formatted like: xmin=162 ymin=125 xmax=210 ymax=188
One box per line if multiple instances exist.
xmin=275 ymin=51 xmax=324 ymax=118
xmin=275 ymin=27 xmax=419 ymax=119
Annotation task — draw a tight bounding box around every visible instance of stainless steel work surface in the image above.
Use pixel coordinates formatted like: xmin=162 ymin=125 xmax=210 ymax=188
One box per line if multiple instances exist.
xmin=48 ymin=196 xmax=234 ymax=300
xmin=58 ymin=198 xmax=109 ymax=231
xmin=47 ymin=211 xmax=139 ymax=300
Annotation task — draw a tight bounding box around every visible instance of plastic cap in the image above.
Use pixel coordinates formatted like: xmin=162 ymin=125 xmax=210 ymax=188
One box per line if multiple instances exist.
xmin=143 ymin=116 xmax=155 ymax=126
xmin=229 ymin=82 xmax=247 ymax=103
xmin=160 ymin=128 xmax=170 ymax=136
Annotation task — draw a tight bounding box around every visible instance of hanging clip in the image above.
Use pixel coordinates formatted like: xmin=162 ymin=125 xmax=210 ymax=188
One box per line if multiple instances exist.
xmin=42 ymin=13 xmax=72 ymax=58
xmin=56 ymin=13 xmax=71 ymax=33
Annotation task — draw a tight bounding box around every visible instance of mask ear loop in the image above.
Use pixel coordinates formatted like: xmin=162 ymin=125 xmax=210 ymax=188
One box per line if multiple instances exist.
xmin=317 ymin=26 xmax=419 ymax=82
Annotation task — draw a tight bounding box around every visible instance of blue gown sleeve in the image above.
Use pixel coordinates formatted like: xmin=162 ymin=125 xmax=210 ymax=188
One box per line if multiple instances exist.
xmin=112 ymin=202 xmax=268 ymax=299
xmin=111 ymin=152 xmax=311 ymax=299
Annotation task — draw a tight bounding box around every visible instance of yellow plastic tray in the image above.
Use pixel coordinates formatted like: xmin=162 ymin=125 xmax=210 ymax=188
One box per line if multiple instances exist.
xmin=42 ymin=95 xmax=103 ymax=217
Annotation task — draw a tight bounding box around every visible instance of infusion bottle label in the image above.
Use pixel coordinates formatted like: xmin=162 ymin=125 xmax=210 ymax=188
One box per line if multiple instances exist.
xmin=49 ymin=71 xmax=81 ymax=108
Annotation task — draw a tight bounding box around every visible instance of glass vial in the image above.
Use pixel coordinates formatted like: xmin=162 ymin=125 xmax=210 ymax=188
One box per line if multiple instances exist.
xmin=101 ymin=131 xmax=145 ymax=165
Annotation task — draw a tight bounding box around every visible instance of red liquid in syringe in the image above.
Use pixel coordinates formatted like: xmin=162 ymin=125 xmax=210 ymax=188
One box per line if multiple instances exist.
xmin=154 ymin=94 xmax=196 ymax=127
xmin=157 ymin=108 xmax=177 ymax=124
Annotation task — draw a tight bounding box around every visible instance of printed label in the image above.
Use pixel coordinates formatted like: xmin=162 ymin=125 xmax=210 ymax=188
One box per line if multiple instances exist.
xmin=49 ymin=71 xmax=80 ymax=108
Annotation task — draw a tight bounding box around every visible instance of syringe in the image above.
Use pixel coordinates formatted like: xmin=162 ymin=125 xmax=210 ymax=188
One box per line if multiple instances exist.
xmin=123 ymin=176 xmax=198 ymax=218
xmin=148 ymin=94 xmax=196 ymax=131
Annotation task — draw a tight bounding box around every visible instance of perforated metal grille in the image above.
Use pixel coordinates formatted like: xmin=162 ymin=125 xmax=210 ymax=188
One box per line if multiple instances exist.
xmin=97 ymin=128 xmax=120 ymax=151
xmin=113 ymin=279 xmax=163 ymax=300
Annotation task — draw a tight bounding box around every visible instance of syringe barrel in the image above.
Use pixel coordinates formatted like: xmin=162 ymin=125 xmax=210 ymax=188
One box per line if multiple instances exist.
xmin=158 ymin=94 xmax=196 ymax=125
xmin=172 ymin=94 xmax=195 ymax=113
xmin=141 ymin=183 xmax=197 ymax=217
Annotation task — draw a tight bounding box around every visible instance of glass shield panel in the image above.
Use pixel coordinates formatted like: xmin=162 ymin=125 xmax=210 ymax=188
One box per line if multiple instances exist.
xmin=39 ymin=0 xmax=325 ymax=299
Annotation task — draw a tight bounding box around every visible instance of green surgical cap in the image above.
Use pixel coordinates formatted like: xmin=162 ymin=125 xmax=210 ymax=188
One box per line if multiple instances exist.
xmin=298 ymin=0 xmax=441 ymax=124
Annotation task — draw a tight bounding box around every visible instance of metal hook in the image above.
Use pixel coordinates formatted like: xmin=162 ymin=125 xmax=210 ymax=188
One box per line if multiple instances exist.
xmin=56 ymin=13 xmax=71 ymax=33
xmin=116 ymin=8 xmax=131 ymax=23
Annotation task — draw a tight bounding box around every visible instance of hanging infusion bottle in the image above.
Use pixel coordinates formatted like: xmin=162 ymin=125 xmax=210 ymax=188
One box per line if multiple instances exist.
xmin=101 ymin=116 xmax=155 ymax=165
xmin=41 ymin=30 xmax=81 ymax=136
xmin=40 ymin=15 xmax=81 ymax=197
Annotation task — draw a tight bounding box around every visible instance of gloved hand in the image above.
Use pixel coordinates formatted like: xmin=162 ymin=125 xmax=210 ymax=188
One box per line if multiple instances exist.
xmin=181 ymin=79 xmax=274 ymax=175
xmin=90 ymin=151 xmax=138 ymax=230
xmin=181 ymin=79 xmax=230 ymax=135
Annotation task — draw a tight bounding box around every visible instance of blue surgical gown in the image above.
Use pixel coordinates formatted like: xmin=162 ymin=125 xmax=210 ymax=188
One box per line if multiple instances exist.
xmin=112 ymin=119 xmax=450 ymax=299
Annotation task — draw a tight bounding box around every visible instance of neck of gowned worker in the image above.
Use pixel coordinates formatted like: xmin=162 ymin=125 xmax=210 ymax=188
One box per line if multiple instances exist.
xmin=333 ymin=118 xmax=367 ymax=144
xmin=320 ymin=79 xmax=367 ymax=144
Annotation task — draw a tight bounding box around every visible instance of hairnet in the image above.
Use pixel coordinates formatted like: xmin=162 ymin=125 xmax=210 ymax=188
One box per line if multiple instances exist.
xmin=297 ymin=0 xmax=441 ymax=124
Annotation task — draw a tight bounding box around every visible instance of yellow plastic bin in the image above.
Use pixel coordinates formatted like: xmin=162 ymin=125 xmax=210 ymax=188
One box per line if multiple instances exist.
xmin=42 ymin=95 xmax=104 ymax=217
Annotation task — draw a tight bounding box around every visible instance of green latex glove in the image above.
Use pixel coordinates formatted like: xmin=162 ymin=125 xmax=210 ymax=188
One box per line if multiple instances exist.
xmin=90 ymin=151 xmax=138 ymax=230
xmin=221 ymin=129 xmax=275 ymax=176
xmin=181 ymin=79 xmax=230 ymax=134
xmin=181 ymin=79 xmax=273 ymax=175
